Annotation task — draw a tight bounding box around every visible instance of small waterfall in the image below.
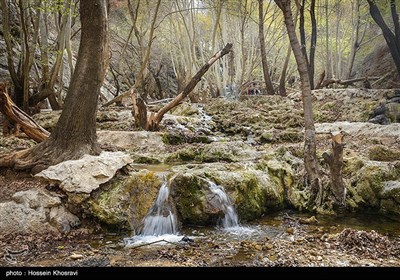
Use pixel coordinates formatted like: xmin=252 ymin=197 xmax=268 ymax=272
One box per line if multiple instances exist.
xmin=208 ymin=181 xmax=239 ymax=228
xmin=140 ymin=181 xmax=178 ymax=236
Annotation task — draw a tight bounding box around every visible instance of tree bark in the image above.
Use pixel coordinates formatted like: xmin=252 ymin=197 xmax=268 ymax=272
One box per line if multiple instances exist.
xmin=368 ymin=0 xmax=400 ymax=76
xmin=0 ymin=0 xmax=109 ymax=173
xmin=275 ymin=0 xmax=321 ymax=206
xmin=258 ymin=0 xmax=275 ymax=95
xmin=309 ymin=0 xmax=317 ymax=89
xmin=322 ymin=132 xmax=346 ymax=207
xmin=132 ymin=43 xmax=233 ymax=131
xmin=0 ymin=83 xmax=49 ymax=142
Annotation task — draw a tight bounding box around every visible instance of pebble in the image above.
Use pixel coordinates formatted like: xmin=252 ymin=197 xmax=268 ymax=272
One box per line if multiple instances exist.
xmin=70 ymin=253 xmax=84 ymax=260
xmin=317 ymin=256 xmax=323 ymax=261
xmin=286 ymin=228 xmax=295 ymax=235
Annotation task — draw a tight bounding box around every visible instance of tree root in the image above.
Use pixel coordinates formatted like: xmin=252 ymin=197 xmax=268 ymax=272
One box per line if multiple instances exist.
xmin=0 ymin=137 xmax=101 ymax=174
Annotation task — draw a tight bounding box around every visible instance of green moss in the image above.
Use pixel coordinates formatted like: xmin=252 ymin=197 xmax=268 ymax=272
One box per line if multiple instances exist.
xmin=162 ymin=132 xmax=186 ymax=145
xmin=197 ymin=146 xmax=235 ymax=163
xmin=170 ymin=175 xmax=213 ymax=225
xmin=131 ymin=154 xmax=161 ymax=164
xmin=279 ymin=129 xmax=303 ymax=143
xmin=368 ymin=145 xmax=400 ymax=162
xmin=88 ymin=171 xmax=161 ymax=231
xmin=348 ymin=163 xmax=399 ymax=209
xmin=164 ymin=147 xmax=198 ymax=163
xmin=343 ymin=157 xmax=365 ymax=176
xmin=171 ymin=103 xmax=199 ymax=116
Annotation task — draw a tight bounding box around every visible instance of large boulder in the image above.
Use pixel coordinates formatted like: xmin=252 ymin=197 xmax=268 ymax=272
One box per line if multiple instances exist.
xmin=345 ymin=159 xmax=400 ymax=212
xmin=0 ymin=189 xmax=79 ymax=235
xmin=35 ymin=151 xmax=132 ymax=204
xmin=87 ymin=170 xmax=162 ymax=232
xmin=169 ymin=162 xmax=285 ymax=225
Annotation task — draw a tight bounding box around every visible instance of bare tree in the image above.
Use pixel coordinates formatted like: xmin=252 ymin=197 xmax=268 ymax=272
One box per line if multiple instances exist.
xmin=275 ymin=0 xmax=321 ymax=205
xmin=258 ymin=0 xmax=275 ymax=95
xmin=367 ymin=0 xmax=400 ymax=76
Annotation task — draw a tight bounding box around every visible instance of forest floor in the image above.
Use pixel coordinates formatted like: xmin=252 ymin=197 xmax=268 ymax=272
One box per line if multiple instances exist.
xmin=0 ymin=209 xmax=399 ymax=267
xmin=0 ymin=89 xmax=399 ymax=267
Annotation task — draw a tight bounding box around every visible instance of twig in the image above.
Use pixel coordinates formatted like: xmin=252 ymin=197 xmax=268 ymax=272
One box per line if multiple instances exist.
xmin=129 ymin=239 xmax=183 ymax=250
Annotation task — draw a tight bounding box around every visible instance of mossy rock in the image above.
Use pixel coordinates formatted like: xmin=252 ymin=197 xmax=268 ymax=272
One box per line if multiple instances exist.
xmin=162 ymin=132 xmax=186 ymax=145
xmin=87 ymin=171 xmax=161 ymax=232
xmin=170 ymin=174 xmax=222 ymax=225
xmin=346 ymin=161 xmax=400 ymax=211
xmin=131 ymin=154 xmax=161 ymax=164
xmin=170 ymin=103 xmax=199 ymax=116
xmin=164 ymin=147 xmax=199 ymax=163
xmin=197 ymin=145 xmax=235 ymax=163
xmin=368 ymin=145 xmax=400 ymax=162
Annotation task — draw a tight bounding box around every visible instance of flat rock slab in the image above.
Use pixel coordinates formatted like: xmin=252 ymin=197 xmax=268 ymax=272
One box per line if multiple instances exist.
xmin=35 ymin=151 xmax=132 ymax=195
xmin=315 ymin=122 xmax=400 ymax=138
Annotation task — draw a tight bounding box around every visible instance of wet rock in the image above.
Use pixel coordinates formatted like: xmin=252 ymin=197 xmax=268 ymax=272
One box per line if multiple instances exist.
xmin=170 ymin=174 xmax=223 ymax=225
xmin=170 ymin=162 xmax=285 ymax=224
xmin=0 ymin=189 xmax=78 ymax=235
xmin=87 ymin=170 xmax=161 ymax=231
xmin=35 ymin=151 xmax=132 ymax=204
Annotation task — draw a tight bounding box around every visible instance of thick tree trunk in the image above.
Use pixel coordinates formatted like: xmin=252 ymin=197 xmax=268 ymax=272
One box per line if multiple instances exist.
xmin=276 ymin=0 xmax=321 ymax=206
xmin=323 ymin=132 xmax=346 ymax=207
xmin=0 ymin=0 xmax=109 ymax=173
xmin=132 ymin=44 xmax=233 ymax=131
xmin=258 ymin=0 xmax=275 ymax=95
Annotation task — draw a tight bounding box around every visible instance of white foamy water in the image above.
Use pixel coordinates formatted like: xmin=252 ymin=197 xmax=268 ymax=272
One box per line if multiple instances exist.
xmin=208 ymin=181 xmax=239 ymax=228
xmin=140 ymin=181 xmax=178 ymax=236
xmin=124 ymin=234 xmax=185 ymax=247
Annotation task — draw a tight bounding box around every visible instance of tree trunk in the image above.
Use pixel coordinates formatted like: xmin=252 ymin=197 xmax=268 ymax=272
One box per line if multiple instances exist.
xmin=368 ymin=0 xmax=400 ymax=76
xmin=346 ymin=0 xmax=361 ymax=79
xmin=325 ymin=0 xmax=332 ymax=78
xmin=258 ymin=0 xmax=275 ymax=95
xmin=131 ymin=44 xmax=233 ymax=131
xmin=275 ymin=0 xmax=321 ymax=206
xmin=0 ymin=0 xmax=109 ymax=173
xmin=322 ymin=132 xmax=346 ymax=207
xmin=309 ymin=0 xmax=317 ymax=89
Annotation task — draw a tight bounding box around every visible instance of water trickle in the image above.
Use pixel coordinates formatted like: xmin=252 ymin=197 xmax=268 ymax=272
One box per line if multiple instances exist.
xmin=208 ymin=181 xmax=239 ymax=228
xmin=141 ymin=181 xmax=178 ymax=236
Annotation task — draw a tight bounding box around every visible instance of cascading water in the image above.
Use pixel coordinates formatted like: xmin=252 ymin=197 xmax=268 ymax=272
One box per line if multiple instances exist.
xmin=124 ymin=180 xmax=182 ymax=246
xmin=141 ymin=181 xmax=178 ymax=236
xmin=208 ymin=181 xmax=239 ymax=228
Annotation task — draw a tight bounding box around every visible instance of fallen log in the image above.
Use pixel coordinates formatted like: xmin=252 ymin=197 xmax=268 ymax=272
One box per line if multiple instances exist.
xmin=0 ymin=82 xmax=50 ymax=142
xmin=316 ymin=76 xmax=380 ymax=89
